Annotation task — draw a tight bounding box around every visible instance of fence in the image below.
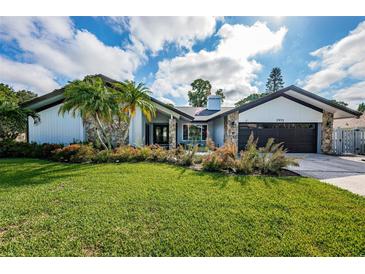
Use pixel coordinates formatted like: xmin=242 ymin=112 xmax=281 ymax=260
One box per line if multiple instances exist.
xmin=332 ymin=128 xmax=365 ymax=155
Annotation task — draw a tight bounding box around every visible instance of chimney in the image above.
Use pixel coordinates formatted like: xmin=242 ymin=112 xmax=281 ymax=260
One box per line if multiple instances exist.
xmin=207 ymin=95 xmax=221 ymax=111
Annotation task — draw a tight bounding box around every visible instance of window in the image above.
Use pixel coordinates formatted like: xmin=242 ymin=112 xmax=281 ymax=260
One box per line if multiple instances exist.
xmin=182 ymin=124 xmax=208 ymax=141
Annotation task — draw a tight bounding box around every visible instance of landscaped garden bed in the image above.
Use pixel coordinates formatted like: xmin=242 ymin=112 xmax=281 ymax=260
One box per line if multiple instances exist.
xmin=0 ymin=134 xmax=298 ymax=176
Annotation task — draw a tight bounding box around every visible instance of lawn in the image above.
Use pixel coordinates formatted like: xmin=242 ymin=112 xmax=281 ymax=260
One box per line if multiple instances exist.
xmin=0 ymin=159 xmax=364 ymax=256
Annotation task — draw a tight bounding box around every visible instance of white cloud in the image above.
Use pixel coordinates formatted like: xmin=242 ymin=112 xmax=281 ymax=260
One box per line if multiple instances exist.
xmin=333 ymin=81 xmax=365 ymax=108
xmin=0 ymin=56 xmax=60 ymax=94
xmin=0 ymin=16 xmax=142 ymax=94
xmin=112 ymin=16 xmax=220 ymax=53
xmin=303 ymin=21 xmax=365 ymax=92
xmin=151 ymin=21 xmax=288 ymax=106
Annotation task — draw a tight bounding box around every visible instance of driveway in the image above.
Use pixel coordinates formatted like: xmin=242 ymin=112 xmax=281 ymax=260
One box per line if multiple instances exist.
xmin=287 ymin=153 xmax=365 ymax=196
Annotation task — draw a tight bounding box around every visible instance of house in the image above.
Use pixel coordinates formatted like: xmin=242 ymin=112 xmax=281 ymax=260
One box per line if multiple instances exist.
xmin=23 ymin=74 xmax=361 ymax=153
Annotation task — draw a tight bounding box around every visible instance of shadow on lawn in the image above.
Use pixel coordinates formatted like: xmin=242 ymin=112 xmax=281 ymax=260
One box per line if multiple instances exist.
xmin=0 ymin=158 xmax=94 ymax=189
xmin=180 ymin=166 xmax=308 ymax=189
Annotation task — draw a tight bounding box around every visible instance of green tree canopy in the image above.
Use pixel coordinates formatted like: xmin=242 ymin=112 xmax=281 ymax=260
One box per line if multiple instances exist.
xmin=60 ymin=76 xmax=156 ymax=150
xmin=358 ymin=102 xmax=365 ymax=113
xmin=215 ymin=88 xmax=225 ymax=103
xmin=112 ymin=80 xmax=156 ymax=142
xmin=59 ymin=76 xmax=123 ymax=150
xmin=266 ymin=67 xmax=284 ymax=93
xmin=0 ymin=83 xmax=38 ymax=141
xmin=16 ymin=89 xmax=38 ymax=103
xmin=235 ymin=93 xmax=268 ymax=107
xmin=188 ymin=79 xmax=225 ymax=107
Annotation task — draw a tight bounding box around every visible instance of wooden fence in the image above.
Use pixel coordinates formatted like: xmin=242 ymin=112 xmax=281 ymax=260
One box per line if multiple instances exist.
xmin=332 ymin=128 xmax=365 ymax=155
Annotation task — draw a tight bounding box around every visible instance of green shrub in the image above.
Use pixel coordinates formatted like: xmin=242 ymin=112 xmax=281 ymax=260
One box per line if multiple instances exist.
xmin=69 ymin=144 xmax=96 ymax=163
xmin=135 ymin=146 xmax=153 ymax=161
xmin=94 ymin=150 xmax=112 ymax=163
xmin=0 ymin=141 xmax=62 ymax=159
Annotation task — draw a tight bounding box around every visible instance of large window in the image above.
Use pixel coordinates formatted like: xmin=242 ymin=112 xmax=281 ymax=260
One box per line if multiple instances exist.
xmin=183 ymin=124 xmax=208 ymax=141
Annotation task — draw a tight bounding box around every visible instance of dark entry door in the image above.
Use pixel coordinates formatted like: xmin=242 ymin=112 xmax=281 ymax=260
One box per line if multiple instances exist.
xmin=238 ymin=123 xmax=317 ymax=153
xmin=153 ymin=124 xmax=169 ymax=145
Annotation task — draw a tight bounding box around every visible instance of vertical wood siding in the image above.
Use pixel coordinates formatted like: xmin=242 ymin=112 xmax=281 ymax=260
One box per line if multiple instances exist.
xmin=28 ymin=103 xmax=84 ymax=144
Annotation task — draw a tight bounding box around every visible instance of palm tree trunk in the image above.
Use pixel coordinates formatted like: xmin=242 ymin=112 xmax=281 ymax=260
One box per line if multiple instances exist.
xmin=122 ymin=115 xmax=131 ymax=145
xmin=96 ymin=127 xmax=108 ymax=150
xmin=94 ymin=113 xmax=111 ymax=150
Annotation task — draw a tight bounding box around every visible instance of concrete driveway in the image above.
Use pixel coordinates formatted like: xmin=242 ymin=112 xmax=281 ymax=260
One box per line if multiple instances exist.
xmin=287 ymin=153 xmax=365 ymax=196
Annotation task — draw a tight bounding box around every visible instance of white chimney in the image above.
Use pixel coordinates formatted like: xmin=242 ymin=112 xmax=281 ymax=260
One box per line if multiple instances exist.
xmin=207 ymin=95 xmax=221 ymax=111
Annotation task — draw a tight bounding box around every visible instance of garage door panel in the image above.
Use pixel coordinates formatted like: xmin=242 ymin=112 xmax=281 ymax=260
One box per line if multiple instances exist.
xmin=238 ymin=123 xmax=317 ymax=153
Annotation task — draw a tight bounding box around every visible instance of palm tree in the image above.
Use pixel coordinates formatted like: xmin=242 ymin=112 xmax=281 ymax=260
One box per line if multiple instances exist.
xmin=113 ymin=80 xmax=156 ymax=142
xmin=59 ymin=76 xmax=124 ymax=150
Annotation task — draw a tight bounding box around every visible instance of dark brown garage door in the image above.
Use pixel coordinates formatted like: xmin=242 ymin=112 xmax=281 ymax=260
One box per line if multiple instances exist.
xmin=238 ymin=123 xmax=317 ymax=153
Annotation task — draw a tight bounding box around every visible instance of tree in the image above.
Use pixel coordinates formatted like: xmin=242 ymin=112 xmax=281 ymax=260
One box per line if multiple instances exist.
xmin=188 ymin=79 xmax=225 ymax=106
xmin=266 ymin=67 xmax=284 ymax=93
xmin=358 ymin=102 xmax=365 ymax=113
xmin=0 ymin=83 xmax=38 ymax=141
xmin=215 ymin=89 xmax=225 ymax=103
xmin=59 ymin=76 xmax=123 ymax=150
xmin=59 ymin=76 xmax=156 ymax=150
xmin=235 ymin=93 xmax=268 ymax=107
xmin=330 ymin=100 xmax=348 ymax=107
xmin=188 ymin=79 xmax=212 ymax=107
xmin=16 ymin=90 xmax=38 ymax=103
xmin=112 ymin=80 xmax=156 ymax=142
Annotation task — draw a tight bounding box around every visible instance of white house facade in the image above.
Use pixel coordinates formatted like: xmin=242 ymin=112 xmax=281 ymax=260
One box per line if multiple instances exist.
xmin=24 ymin=74 xmax=361 ymax=154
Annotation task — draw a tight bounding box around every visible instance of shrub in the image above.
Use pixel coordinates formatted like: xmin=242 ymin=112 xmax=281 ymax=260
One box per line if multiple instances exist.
xmin=0 ymin=141 xmax=62 ymax=158
xmin=136 ymin=146 xmax=153 ymax=161
xmin=256 ymin=138 xmax=298 ymax=174
xmin=52 ymin=144 xmax=81 ymax=162
xmin=175 ymin=145 xmax=198 ymax=166
xmin=202 ymin=153 xmax=225 ymax=172
xmin=235 ymin=134 xmax=259 ymax=174
xmin=148 ymin=145 xmax=169 ymax=162
xmin=0 ymin=141 xmax=32 ymax=157
xmin=112 ymin=146 xmax=136 ymax=162
xmin=202 ymin=141 xmax=237 ymax=172
xmin=94 ymin=150 xmax=112 ymax=163
xmin=70 ymin=144 xmax=96 ymax=163
xmin=38 ymin=143 xmax=63 ymax=159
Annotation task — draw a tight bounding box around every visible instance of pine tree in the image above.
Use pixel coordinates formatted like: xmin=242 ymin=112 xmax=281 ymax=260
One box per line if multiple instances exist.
xmin=266 ymin=67 xmax=284 ymax=93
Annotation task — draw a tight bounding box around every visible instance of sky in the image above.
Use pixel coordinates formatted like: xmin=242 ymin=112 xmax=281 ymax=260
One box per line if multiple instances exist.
xmin=1 ymin=16 xmax=365 ymax=108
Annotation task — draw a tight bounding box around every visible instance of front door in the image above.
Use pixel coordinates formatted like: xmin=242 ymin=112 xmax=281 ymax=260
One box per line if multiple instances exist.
xmin=153 ymin=124 xmax=169 ymax=145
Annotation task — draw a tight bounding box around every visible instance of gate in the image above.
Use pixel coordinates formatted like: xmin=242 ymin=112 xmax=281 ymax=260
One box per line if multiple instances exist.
xmin=332 ymin=128 xmax=365 ymax=155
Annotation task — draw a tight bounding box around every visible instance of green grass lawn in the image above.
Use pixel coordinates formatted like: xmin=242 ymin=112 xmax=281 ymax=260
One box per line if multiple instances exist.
xmin=0 ymin=158 xmax=364 ymax=256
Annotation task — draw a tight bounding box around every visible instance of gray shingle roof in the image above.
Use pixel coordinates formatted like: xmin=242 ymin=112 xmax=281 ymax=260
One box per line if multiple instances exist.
xmin=175 ymin=106 xmax=235 ymax=121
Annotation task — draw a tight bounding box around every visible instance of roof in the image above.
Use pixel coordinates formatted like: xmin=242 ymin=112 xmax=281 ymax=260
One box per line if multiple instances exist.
xmin=22 ymin=74 xmax=194 ymax=120
xmin=22 ymin=75 xmax=361 ymax=121
xmin=216 ymin=85 xmax=361 ymax=120
xmin=334 ymin=113 xmax=365 ymax=128
xmin=175 ymin=106 xmax=234 ymax=122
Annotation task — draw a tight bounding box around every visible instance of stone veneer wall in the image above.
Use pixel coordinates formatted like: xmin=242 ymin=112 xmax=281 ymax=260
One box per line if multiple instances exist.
xmin=83 ymin=117 xmax=129 ymax=148
xmin=169 ymin=118 xmax=177 ymax=149
xmin=321 ymin=111 xmax=334 ymax=154
xmin=224 ymin=111 xmax=239 ymax=150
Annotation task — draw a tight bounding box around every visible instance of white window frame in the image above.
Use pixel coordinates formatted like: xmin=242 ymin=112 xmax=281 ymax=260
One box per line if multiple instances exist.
xmin=182 ymin=123 xmax=208 ymax=141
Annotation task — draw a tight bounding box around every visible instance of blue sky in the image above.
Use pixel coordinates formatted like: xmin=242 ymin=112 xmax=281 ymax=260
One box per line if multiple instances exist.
xmin=1 ymin=16 xmax=365 ymax=107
